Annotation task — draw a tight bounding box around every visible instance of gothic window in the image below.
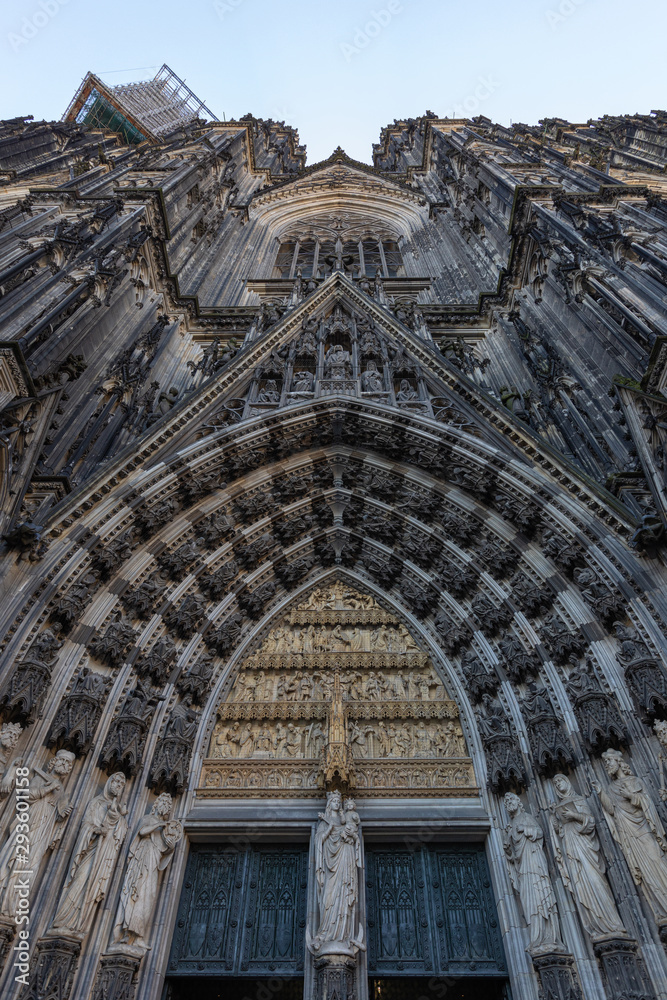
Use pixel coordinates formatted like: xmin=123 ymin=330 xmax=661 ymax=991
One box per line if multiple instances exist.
xmin=273 ymin=236 xmax=403 ymax=278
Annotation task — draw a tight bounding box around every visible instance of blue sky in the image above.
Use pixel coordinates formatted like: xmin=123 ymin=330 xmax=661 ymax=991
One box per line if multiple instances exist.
xmin=2 ymin=0 xmax=666 ymax=165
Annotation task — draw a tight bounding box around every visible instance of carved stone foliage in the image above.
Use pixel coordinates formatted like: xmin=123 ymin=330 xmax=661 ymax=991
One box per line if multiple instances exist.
xmin=98 ymin=681 xmax=161 ymax=776
xmin=148 ymin=701 xmax=199 ymax=795
xmin=120 ymin=576 xmax=167 ymax=620
xmin=199 ymin=559 xmax=239 ymax=600
xmin=509 ymin=571 xmax=553 ymax=617
xmin=615 ymin=622 xmax=667 ymax=721
xmin=476 ymin=694 xmax=526 ymax=793
xmin=205 ymin=612 xmax=244 ymax=655
xmin=541 ymin=529 xmax=585 ymax=576
xmin=157 ymin=540 xmax=201 ymax=579
xmin=461 ymin=650 xmax=499 ymax=702
xmin=0 ymin=628 xmax=62 ymax=724
xmin=194 ymin=509 xmax=234 ymax=546
xmin=134 ymin=637 xmax=178 ymax=687
xmin=176 ymin=652 xmax=215 ymax=705
xmin=495 ymin=493 xmax=541 ymax=535
xmin=440 ymin=511 xmax=476 ymax=545
xmin=540 ymin=615 xmax=586 ymax=665
xmin=88 ymin=613 xmax=137 ymax=668
xmin=498 ymin=634 xmax=541 ymax=684
xmin=50 ymin=571 xmax=98 ymax=632
xmin=573 ymin=567 xmax=625 ymax=626
xmin=134 ymin=498 xmax=178 ymax=540
xmin=92 ymin=531 xmax=134 ymax=580
xmin=47 ymin=664 xmax=112 ymax=756
xmin=237 ymin=581 xmax=276 ymax=619
xmin=565 ymin=659 xmax=629 ymax=754
xmin=520 ymin=683 xmax=575 ymax=777
xmin=437 ymin=561 xmax=476 ymax=597
xmin=470 ymin=593 xmax=512 ymax=635
xmin=432 ymin=609 xmax=470 ymax=656
xmin=163 ymin=593 xmax=207 ymax=639
xmin=479 ymin=541 xmax=518 ymax=579
xmin=399 ymin=574 xmax=437 ymax=617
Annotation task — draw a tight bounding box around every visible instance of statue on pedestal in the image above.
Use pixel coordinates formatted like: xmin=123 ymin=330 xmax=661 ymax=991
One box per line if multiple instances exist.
xmin=307 ymin=791 xmax=364 ymax=958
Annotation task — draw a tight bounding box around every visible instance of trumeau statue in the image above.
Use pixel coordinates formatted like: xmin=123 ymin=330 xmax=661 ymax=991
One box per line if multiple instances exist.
xmin=111 ymin=792 xmax=183 ymax=955
xmin=593 ymin=749 xmax=667 ymax=927
xmin=504 ymin=792 xmax=563 ymax=954
xmin=549 ymin=773 xmax=625 ymax=939
xmin=0 ymin=749 xmax=75 ymax=918
xmin=51 ymin=771 xmax=129 ymax=935
xmin=307 ymin=791 xmax=364 ymax=958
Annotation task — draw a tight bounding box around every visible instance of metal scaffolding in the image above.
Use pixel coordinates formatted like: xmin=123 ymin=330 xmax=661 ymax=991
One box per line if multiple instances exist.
xmin=62 ymin=64 xmax=217 ymax=144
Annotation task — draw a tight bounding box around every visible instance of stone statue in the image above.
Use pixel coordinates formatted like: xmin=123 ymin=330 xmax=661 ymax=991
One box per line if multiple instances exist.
xmin=111 ymin=792 xmax=183 ymax=954
xmin=52 ymin=772 xmax=129 ymax=935
xmin=0 ymin=749 xmax=75 ymax=918
xmin=256 ymin=379 xmax=280 ymax=403
xmin=361 ymin=362 xmax=383 ymax=393
xmin=593 ymin=748 xmax=667 ymax=926
xmin=504 ymin=792 xmax=563 ymax=954
xmin=549 ymin=773 xmax=625 ymax=939
xmin=655 ymin=719 xmax=667 ymax=801
xmin=0 ymin=722 xmax=22 ymax=776
xmin=307 ymin=791 xmax=364 ymax=957
xmin=396 ymin=378 xmax=417 ymax=401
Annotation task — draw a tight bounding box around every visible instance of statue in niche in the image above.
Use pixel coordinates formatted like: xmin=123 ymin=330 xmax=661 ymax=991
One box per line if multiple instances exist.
xmin=413 ymin=721 xmax=432 ymax=756
xmin=253 ymin=727 xmax=274 ymax=756
xmin=324 ymin=344 xmax=351 ymax=379
xmin=307 ymin=791 xmax=364 ymax=957
xmin=361 ymin=362 xmax=383 ymax=393
xmin=256 ymin=379 xmax=280 ymax=403
xmin=111 ymin=793 xmax=183 ymax=954
xmin=393 ymin=725 xmax=412 ymax=757
xmin=0 ymin=749 xmax=75 ymax=918
xmin=593 ymin=748 xmax=667 ymax=925
xmin=377 ymin=721 xmax=392 ymax=757
xmin=292 ymin=371 xmax=314 ymax=393
xmin=503 ymin=791 xmax=563 ymax=954
xmin=231 ymin=723 xmax=254 ymax=757
xmin=549 ymin=773 xmax=625 ymax=939
xmin=52 ymin=772 xmax=129 ymax=935
xmin=655 ymin=720 xmax=667 ymax=800
xmin=396 ymin=378 xmax=418 ymax=401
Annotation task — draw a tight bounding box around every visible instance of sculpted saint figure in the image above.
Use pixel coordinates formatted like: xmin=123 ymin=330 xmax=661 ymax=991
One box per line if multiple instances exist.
xmin=361 ymin=362 xmax=383 ymax=393
xmin=593 ymin=749 xmax=667 ymax=925
xmin=550 ymin=773 xmax=625 ymax=939
xmin=0 ymin=749 xmax=75 ymax=918
xmin=504 ymin=792 xmax=563 ymax=954
xmin=655 ymin=719 xmax=667 ymax=801
xmin=52 ymin=772 xmax=128 ymax=935
xmin=307 ymin=791 xmax=364 ymax=957
xmin=112 ymin=793 xmax=183 ymax=953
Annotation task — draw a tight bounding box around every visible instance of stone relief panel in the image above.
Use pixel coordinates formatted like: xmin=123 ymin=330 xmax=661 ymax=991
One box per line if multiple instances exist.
xmin=198 ymin=580 xmax=476 ymax=798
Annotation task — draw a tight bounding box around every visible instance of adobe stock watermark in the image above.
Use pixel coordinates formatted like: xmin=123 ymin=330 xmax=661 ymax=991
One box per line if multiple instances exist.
xmin=442 ymin=75 xmax=501 ymax=120
xmin=7 ymin=0 xmax=71 ymax=53
xmin=340 ymin=1 xmax=403 ymax=63
xmin=545 ymin=0 xmax=588 ymax=29
xmin=214 ymin=0 xmax=245 ymax=19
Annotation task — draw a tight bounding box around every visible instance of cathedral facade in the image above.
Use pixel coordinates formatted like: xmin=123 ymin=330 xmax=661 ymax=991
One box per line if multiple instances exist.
xmin=1 ymin=74 xmax=667 ymax=1000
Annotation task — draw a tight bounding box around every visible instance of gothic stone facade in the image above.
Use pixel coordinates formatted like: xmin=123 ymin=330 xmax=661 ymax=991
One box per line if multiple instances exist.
xmin=0 ymin=104 xmax=667 ymax=1000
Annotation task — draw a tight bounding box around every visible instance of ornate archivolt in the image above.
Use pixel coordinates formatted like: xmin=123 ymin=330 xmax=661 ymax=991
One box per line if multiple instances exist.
xmin=200 ymin=581 xmax=475 ymax=797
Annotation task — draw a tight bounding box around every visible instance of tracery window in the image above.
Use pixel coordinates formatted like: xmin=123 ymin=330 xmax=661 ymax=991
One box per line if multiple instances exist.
xmin=272 ymin=214 xmax=404 ymax=279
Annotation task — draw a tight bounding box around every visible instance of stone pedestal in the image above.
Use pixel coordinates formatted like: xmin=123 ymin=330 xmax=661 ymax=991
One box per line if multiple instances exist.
xmin=531 ymin=951 xmax=583 ymax=1000
xmin=90 ymin=951 xmax=141 ymax=1000
xmin=313 ymin=954 xmax=356 ymax=1000
xmin=21 ymin=933 xmax=81 ymax=1000
xmin=593 ymin=937 xmax=654 ymax=1000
